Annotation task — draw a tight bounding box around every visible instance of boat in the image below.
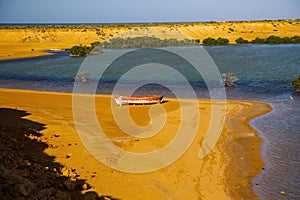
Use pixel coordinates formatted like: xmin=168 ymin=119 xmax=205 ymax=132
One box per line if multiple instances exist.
xmin=49 ymin=48 xmax=66 ymax=52
xmin=114 ymin=95 xmax=163 ymax=106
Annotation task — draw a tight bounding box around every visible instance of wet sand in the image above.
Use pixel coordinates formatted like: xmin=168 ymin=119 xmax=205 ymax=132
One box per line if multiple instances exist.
xmin=0 ymin=88 xmax=271 ymax=199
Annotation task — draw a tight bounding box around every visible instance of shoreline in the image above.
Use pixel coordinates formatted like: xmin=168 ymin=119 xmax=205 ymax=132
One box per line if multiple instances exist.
xmin=0 ymin=88 xmax=272 ymax=199
xmin=1 ymin=19 xmax=299 ymax=60
xmin=223 ymin=100 xmax=272 ymax=199
xmin=0 ymin=49 xmax=70 ymax=62
xmin=1 ymin=43 xmax=300 ymax=62
xmin=0 ymin=43 xmax=71 ymax=61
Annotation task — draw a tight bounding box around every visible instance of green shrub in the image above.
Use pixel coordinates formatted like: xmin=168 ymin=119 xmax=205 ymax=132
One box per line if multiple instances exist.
xmin=91 ymin=41 xmax=101 ymax=48
xmin=235 ymin=37 xmax=249 ymax=44
xmin=280 ymin=36 xmax=300 ymax=43
xmin=291 ymin=35 xmax=300 ymax=43
xmin=101 ymin=36 xmax=197 ymax=49
xmin=202 ymin=37 xmax=218 ymax=46
xmin=70 ymin=42 xmax=103 ymax=56
xmin=281 ymin=37 xmax=292 ymax=43
xmin=252 ymin=37 xmax=266 ymax=44
xmin=216 ymin=37 xmax=229 ymax=45
xmin=251 ymin=35 xmax=300 ymax=44
xmin=194 ymin=39 xmax=201 ymax=44
xmin=70 ymin=37 xmax=198 ymax=55
xmin=266 ymin=35 xmax=282 ymax=44
xmin=202 ymin=37 xmax=229 ymax=46
xmin=70 ymin=45 xmax=91 ymax=56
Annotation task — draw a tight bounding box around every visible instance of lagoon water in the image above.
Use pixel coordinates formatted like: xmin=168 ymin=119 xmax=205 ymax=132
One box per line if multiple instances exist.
xmin=0 ymin=44 xmax=299 ymax=199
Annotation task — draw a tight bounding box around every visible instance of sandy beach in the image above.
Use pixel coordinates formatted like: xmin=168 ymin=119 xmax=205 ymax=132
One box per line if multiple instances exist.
xmin=0 ymin=88 xmax=271 ymax=199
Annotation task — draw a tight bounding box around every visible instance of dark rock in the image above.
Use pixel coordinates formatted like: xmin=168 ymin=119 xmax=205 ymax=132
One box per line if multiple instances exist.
xmin=66 ymin=154 xmax=72 ymax=159
xmin=83 ymin=192 xmax=99 ymax=200
xmin=64 ymin=179 xmax=77 ymax=191
xmin=15 ymin=179 xmax=36 ymax=197
xmin=0 ymin=122 xmax=113 ymax=200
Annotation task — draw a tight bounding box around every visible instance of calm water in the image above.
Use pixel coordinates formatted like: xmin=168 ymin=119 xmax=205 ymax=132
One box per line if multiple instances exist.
xmin=0 ymin=45 xmax=299 ymax=199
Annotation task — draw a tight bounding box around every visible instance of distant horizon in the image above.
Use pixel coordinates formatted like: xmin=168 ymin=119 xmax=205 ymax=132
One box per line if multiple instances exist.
xmin=1 ymin=0 xmax=299 ymax=24
xmin=0 ymin=18 xmax=299 ymax=26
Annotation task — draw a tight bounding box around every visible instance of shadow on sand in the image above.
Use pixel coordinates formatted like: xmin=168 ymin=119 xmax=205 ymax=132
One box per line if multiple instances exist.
xmin=0 ymin=108 xmax=119 ymax=200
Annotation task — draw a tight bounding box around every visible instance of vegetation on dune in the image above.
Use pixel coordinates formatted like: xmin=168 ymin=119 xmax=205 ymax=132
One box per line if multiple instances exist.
xmin=292 ymin=75 xmax=300 ymax=92
xmin=202 ymin=37 xmax=217 ymax=46
xmin=251 ymin=35 xmax=300 ymax=44
xmin=70 ymin=36 xmax=198 ymax=56
xmin=216 ymin=37 xmax=230 ymax=45
xmin=282 ymin=35 xmax=300 ymax=43
xmin=101 ymin=36 xmax=198 ymax=49
xmin=199 ymin=35 xmax=298 ymax=46
xmin=234 ymin=35 xmax=300 ymax=44
xmin=251 ymin=37 xmax=266 ymax=44
xmin=70 ymin=42 xmax=101 ymax=56
xmin=200 ymin=35 xmax=300 ymax=45
xmin=202 ymin=37 xmax=229 ymax=46
xmin=70 ymin=34 xmax=300 ymax=56
xmin=235 ymin=37 xmax=249 ymax=44
xmin=265 ymin=35 xmax=282 ymax=44
xmin=70 ymin=45 xmax=91 ymax=57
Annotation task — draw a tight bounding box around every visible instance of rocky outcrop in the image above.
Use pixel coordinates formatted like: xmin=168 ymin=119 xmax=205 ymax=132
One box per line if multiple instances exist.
xmin=0 ymin=108 xmax=119 ymax=200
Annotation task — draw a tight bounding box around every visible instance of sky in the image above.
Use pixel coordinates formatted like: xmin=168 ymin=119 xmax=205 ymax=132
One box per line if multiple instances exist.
xmin=0 ymin=0 xmax=299 ymax=24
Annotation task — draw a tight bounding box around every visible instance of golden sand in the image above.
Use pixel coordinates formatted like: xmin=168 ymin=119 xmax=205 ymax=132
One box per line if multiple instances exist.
xmin=0 ymin=89 xmax=271 ymax=199
xmin=0 ymin=19 xmax=299 ymax=60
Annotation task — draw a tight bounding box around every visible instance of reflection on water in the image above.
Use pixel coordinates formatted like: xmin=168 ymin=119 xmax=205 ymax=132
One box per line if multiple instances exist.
xmin=0 ymin=45 xmax=299 ymax=199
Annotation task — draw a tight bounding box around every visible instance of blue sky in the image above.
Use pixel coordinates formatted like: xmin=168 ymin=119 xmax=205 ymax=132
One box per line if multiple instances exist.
xmin=0 ymin=0 xmax=299 ymax=23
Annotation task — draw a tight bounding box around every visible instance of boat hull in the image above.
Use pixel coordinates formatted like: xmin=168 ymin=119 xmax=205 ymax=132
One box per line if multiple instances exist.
xmin=114 ymin=95 xmax=163 ymax=106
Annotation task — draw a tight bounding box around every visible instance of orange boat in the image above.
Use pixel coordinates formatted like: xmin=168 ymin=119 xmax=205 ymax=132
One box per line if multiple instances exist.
xmin=114 ymin=95 xmax=163 ymax=106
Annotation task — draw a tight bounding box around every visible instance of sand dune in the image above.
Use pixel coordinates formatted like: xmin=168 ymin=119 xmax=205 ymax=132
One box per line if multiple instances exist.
xmin=0 ymin=19 xmax=299 ymax=60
